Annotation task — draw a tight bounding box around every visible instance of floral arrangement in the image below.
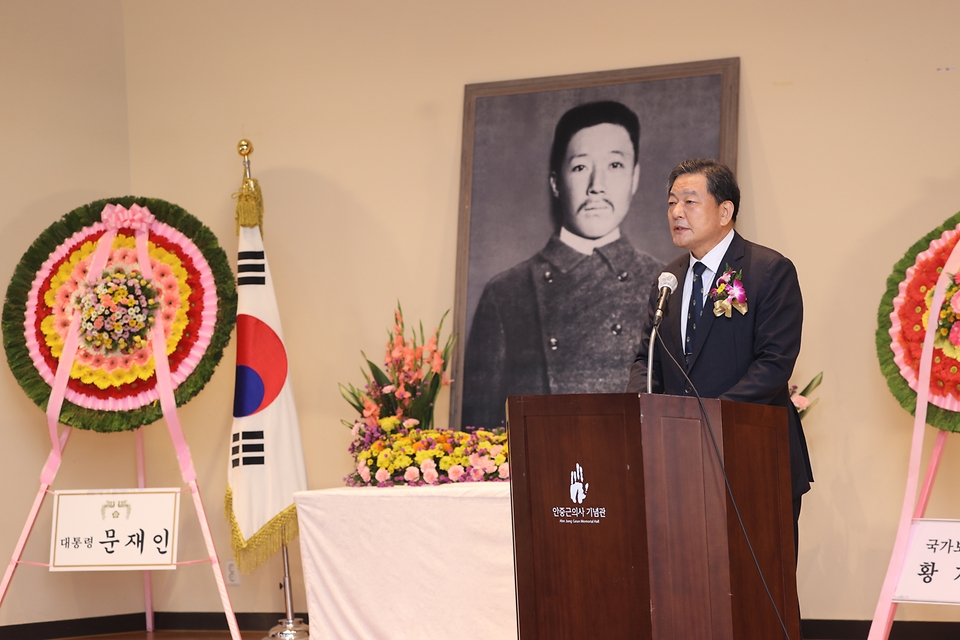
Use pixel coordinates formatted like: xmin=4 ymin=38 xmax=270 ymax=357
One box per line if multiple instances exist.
xmin=790 ymin=372 xmax=822 ymax=420
xmin=77 ymin=268 xmax=158 ymax=357
xmin=340 ymin=304 xmax=455 ymax=430
xmin=710 ymin=266 xmax=747 ymax=317
xmin=340 ymin=304 xmax=509 ymax=487
xmin=877 ymin=210 xmax=960 ymax=432
xmin=2 ymin=196 xmax=237 ymax=432
xmin=345 ymin=417 xmax=508 ymax=487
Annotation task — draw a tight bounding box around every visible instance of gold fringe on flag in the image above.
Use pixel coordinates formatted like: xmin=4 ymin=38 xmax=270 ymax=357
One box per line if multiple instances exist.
xmin=234 ymin=177 xmax=264 ymax=234
xmin=225 ymin=485 xmax=300 ymax=575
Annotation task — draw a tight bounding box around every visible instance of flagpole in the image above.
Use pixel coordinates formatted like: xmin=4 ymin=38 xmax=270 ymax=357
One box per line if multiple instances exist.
xmin=263 ymin=530 xmax=308 ymax=640
xmin=235 ymin=141 xmax=309 ymax=640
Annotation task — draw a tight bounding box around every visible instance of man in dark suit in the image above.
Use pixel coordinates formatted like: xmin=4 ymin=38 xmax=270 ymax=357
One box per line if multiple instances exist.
xmin=625 ymin=158 xmax=813 ymax=548
xmin=462 ymin=101 xmax=662 ymax=429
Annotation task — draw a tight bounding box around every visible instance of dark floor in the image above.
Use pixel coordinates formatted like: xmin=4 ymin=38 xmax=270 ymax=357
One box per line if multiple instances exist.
xmin=59 ymin=633 xmax=266 ymax=639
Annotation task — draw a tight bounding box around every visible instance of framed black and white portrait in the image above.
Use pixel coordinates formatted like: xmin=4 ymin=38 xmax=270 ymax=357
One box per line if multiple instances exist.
xmin=451 ymin=58 xmax=739 ymax=429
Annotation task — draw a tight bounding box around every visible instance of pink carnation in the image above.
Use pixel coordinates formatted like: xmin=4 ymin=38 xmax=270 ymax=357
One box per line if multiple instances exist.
xmin=422 ymin=468 xmax=439 ymax=484
xmin=791 ymin=394 xmax=810 ymax=411
xmin=498 ymin=462 xmax=510 ymax=479
xmin=420 ymin=458 xmax=437 ymax=472
xmin=447 ymin=465 xmax=465 ymax=482
xmin=469 ymin=453 xmax=497 ymax=474
xmin=470 ymin=466 xmax=486 ymax=481
xmin=375 ymin=468 xmax=390 ymax=483
xmin=404 ymin=466 xmax=421 ymax=483
xmin=357 ymin=462 xmax=371 ymax=483
xmin=950 ymin=322 xmax=960 ymax=347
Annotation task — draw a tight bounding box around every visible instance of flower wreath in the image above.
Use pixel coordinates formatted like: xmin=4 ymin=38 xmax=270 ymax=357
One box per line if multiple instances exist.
xmin=2 ymin=196 xmax=237 ymax=433
xmin=877 ymin=210 xmax=960 ymax=432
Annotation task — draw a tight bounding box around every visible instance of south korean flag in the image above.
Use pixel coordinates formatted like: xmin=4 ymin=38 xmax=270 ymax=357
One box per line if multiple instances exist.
xmin=225 ymin=224 xmax=307 ymax=573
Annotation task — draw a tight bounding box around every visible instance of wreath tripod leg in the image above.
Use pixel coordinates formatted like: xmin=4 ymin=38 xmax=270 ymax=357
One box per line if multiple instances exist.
xmin=0 ymin=427 xmax=72 ymax=610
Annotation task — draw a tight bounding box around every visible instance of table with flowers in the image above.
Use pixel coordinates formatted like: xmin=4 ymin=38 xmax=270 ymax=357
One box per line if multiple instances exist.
xmin=294 ymin=482 xmax=517 ymax=640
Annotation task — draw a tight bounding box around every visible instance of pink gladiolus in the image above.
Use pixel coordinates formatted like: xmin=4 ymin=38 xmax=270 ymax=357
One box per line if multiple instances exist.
xmin=423 ymin=468 xmax=439 ymax=484
xmin=404 ymin=466 xmax=421 ymax=483
xmin=363 ymin=398 xmax=380 ymax=428
xmin=431 ymin=350 xmax=444 ymax=372
xmin=498 ymin=462 xmax=510 ymax=479
xmin=357 ymin=462 xmax=371 ymax=483
xmin=375 ymin=468 xmax=390 ymax=483
xmin=396 ymin=384 xmax=411 ymax=400
xmin=448 ymin=465 xmax=465 ymax=482
xmin=362 ymin=398 xmax=379 ymax=418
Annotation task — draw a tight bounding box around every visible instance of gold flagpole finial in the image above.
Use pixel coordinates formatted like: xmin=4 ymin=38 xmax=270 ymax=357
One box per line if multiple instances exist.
xmin=234 ymin=139 xmax=264 ymax=234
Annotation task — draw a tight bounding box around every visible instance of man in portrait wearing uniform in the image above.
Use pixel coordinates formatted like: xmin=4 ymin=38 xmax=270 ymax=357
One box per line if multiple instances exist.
xmin=462 ymin=100 xmax=662 ymax=429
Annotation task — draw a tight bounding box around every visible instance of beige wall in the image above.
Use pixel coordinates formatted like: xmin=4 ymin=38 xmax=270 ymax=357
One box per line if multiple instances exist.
xmin=2 ymin=0 xmax=960 ymax=627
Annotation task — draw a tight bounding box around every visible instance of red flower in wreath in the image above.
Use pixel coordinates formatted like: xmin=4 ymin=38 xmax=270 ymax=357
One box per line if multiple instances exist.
xmin=879 ymin=212 xmax=960 ymax=432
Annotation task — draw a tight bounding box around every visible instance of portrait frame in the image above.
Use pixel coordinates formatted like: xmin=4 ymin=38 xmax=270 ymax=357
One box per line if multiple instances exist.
xmin=450 ymin=57 xmax=740 ymax=430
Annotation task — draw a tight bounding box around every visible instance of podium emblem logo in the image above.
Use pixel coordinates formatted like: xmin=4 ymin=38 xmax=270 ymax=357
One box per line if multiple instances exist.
xmin=570 ymin=463 xmax=589 ymax=504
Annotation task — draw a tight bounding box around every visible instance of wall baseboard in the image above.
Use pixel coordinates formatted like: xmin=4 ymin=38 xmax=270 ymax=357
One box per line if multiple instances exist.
xmin=1 ymin=615 xmax=956 ymax=639
xmin=803 ymin=618 xmax=960 ymax=639
xmin=0 ymin=611 xmax=309 ymax=640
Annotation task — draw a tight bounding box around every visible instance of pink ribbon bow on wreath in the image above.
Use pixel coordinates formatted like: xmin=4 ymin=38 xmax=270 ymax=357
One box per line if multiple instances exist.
xmin=101 ymin=203 xmax=155 ymax=231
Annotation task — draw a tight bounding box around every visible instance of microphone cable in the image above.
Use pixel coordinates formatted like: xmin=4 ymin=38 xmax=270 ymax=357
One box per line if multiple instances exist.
xmin=653 ymin=329 xmax=793 ymax=640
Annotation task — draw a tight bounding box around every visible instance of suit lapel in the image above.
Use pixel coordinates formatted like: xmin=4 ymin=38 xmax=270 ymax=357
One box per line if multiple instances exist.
xmin=686 ymin=232 xmax=746 ymax=370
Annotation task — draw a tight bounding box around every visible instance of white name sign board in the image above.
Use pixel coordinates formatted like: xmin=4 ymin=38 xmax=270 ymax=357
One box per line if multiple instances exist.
xmin=49 ymin=488 xmax=180 ymax=571
xmin=894 ymin=519 xmax=960 ymax=604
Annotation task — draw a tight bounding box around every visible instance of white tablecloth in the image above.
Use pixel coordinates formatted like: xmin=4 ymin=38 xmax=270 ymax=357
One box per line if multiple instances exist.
xmin=294 ymin=483 xmax=518 ymax=640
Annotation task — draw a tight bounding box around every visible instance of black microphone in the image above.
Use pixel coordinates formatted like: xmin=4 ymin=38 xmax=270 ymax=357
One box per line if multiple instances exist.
xmin=653 ymin=272 xmax=678 ymax=328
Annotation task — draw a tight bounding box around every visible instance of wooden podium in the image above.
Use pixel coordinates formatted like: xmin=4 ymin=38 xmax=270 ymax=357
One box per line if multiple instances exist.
xmin=506 ymin=392 xmax=799 ymax=640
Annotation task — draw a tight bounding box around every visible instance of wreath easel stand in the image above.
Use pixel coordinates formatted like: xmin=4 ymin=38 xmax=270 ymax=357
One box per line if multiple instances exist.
xmin=869 ymin=233 xmax=960 ymax=639
xmin=0 ymin=200 xmax=240 ymax=638
xmin=0 ymin=426 xmax=241 ymax=640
